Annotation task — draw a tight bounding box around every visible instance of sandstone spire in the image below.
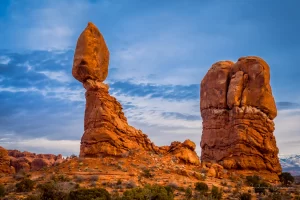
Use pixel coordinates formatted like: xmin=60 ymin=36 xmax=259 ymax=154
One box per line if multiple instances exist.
xmin=200 ymin=56 xmax=281 ymax=180
xmin=73 ymin=22 xmax=200 ymax=165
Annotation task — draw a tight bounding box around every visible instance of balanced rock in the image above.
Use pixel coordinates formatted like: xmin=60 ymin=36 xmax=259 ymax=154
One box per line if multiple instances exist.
xmin=72 ymin=22 xmax=109 ymax=83
xmin=74 ymin=23 xmax=200 ymax=165
xmin=200 ymin=56 xmax=281 ymax=180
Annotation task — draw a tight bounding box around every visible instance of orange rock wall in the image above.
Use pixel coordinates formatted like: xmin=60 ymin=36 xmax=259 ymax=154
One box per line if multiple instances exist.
xmin=200 ymin=56 xmax=281 ymax=177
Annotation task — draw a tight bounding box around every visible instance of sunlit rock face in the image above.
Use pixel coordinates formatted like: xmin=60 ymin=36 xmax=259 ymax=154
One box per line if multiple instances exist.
xmin=200 ymin=56 xmax=281 ymax=180
xmin=73 ymin=22 xmax=200 ymax=165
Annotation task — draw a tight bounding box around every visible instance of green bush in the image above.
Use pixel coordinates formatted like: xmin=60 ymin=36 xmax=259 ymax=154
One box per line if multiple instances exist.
xmin=194 ymin=182 xmax=208 ymax=193
xmin=122 ymin=184 xmax=174 ymax=200
xmin=267 ymin=192 xmax=282 ymax=200
xmin=240 ymin=192 xmax=251 ymax=200
xmin=184 ymin=187 xmax=192 ymax=200
xmin=141 ymin=169 xmax=154 ymax=178
xmin=246 ymin=175 xmax=260 ymax=186
xmin=254 ymin=181 xmax=269 ymax=194
xmin=279 ymin=172 xmax=295 ymax=186
xmin=68 ymin=188 xmax=111 ymax=200
xmin=246 ymin=175 xmax=270 ymax=194
xmin=211 ymin=185 xmax=222 ymax=200
xmin=51 ymin=174 xmax=71 ymax=182
xmin=16 ymin=179 xmax=35 ymax=192
xmin=0 ymin=184 xmax=5 ymax=197
xmin=37 ymin=182 xmax=69 ymax=200
xmin=90 ymin=175 xmax=99 ymax=182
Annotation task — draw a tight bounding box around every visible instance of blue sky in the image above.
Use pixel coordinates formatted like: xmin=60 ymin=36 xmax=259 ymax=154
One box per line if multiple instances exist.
xmin=0 ymin=0 xmax=299 ymax=156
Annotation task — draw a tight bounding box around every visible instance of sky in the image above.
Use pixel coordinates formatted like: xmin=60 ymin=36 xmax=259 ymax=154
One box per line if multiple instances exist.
xmin=0 ymin=0 xmax=299 ymax=156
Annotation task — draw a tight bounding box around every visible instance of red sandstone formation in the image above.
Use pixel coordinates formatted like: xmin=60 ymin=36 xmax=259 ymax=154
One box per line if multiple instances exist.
xmin=200 ymin=56 xmax=281 ymax=179
xmin=72 ymin=22 xmax=109 ymax=83
xmin=73 ymin=22 xmax=199 ymax=165
xmin=0 ymin=146 xmax=14 ymax=174
xmin=8 ymin=149 xmax=63 ymax=172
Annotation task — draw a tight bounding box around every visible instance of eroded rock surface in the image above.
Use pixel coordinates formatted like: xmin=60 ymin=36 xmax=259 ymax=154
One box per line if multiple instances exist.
xmin=72 ymin=22 xmax=109 ymax=83
xmin=75 ymin=22 xmax=199 ymax=165
xmin=80 ymin=81 xmax=159 ymax=157
xmin=200 ymin=56 xmax=281 ymax=179
xmin=0 ymin=146 xmax=14 ymax=174
xmin=8 ymin=149 xmax=63 ymax=172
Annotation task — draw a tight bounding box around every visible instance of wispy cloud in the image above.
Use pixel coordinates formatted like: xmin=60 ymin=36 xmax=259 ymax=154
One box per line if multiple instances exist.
xmin=38 ymin=70 xmax=72 ymax=83
xmin=0 ymin=56 xmax=11 ymax=65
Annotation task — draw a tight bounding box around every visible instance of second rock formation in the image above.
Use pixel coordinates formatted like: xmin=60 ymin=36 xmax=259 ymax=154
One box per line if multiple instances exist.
xmin=200 ymin=57 xmax=281 ymax=179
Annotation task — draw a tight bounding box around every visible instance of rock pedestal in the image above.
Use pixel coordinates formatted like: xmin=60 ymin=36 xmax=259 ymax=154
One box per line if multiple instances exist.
xmin=74 ymin=22 xmax=200 ymax=165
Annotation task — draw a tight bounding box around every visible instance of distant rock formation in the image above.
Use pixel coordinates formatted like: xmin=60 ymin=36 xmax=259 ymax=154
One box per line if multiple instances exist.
xmin=73 ymin=22 xmax=199 ymax=165
xmin=8 ymin=149 xmax=63 ymax=172
xmin=0 ymin=146 xmax=14 ymax=174
xmin=200 ymin=56 xmax=281 ymax=179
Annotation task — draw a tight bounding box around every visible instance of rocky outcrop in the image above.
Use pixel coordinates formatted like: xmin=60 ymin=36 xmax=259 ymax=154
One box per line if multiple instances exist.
xmin=8 ymin=149 xmax=63 ymax=172
xmin=80 ymin=80 xmax=159 ymax=157
xmin=72 ymin=22 xmax=109 ymax=83
xmin=0 ymin=146 xmax=14 ymax=174
xmin=163 ymin=140 xmax=200 ymax=165
xmin=74 ymin=22 xmax=199 ymax=165
xmin=200 ymin=56 xmax=281 ymax=179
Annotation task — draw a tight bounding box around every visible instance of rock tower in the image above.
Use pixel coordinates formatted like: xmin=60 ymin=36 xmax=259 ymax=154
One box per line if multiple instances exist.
xmin=73 ymin=22 xmax=200 ymax=165
xmin=200 ymin=56 xmax=282 ymax=179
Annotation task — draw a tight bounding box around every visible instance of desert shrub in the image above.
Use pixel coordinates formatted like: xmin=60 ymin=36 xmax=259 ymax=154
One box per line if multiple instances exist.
xmin=194 ymin=182 xmax=208 ymax=193
xmin=279 ymin=172 xmax=295 ymax=186
xmin=211 ymin=185 xmax=222 ymax=200
xmin=240 ymin=192 xmax=251 ymax=200
xmin=15 ymin=178 xmax=35 ymax=192
xmin=125 ymin=180 xmax=136 ymax=189
xmin=254 ymin=181 xmax=269 ymax=194
xmin=121 ymin=184 xmax=174 ymax=200
xmin=164 ymin=185 xmax=174 ymax=197
xmin=141 ymin=168 xmax=154 ymax=178
xmin=0 ymin=184 xmax=5 ymax=197
xmin=4 ymin=183 xmax=15 ymax=193
xmin=68 ymin=188 xmax=111 ymax=200
xmin=246 ymin=175 xmax=270 ymax=194
xmin=246 ymin=175 xmax=261 ymax=186
xmin=90 ymin=175 xmax=99 ymax=182
xmin=267 ymin=192 xmax=282 ymax=200
xmin=117 ymin=179 xmax=122 ymax=185
xmin=184 ymin=187 xmax=192 ymax=200
xmin=37 ymin=182 xmax=69 ymax=200
xmin=74 ymin=175 xmax=85 ymax=183
xmin=167 ymin=182 xmax=178 ymax=190
xmin=51 ymin=174 xmax=70 ymax=182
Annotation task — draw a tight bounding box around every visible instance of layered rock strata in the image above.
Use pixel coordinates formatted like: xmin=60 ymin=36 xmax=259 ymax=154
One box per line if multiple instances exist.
xmin=200 ymin=57 xmax=281 ymax=178
xmin=74 ymin=22 xmax=199 ymax=165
